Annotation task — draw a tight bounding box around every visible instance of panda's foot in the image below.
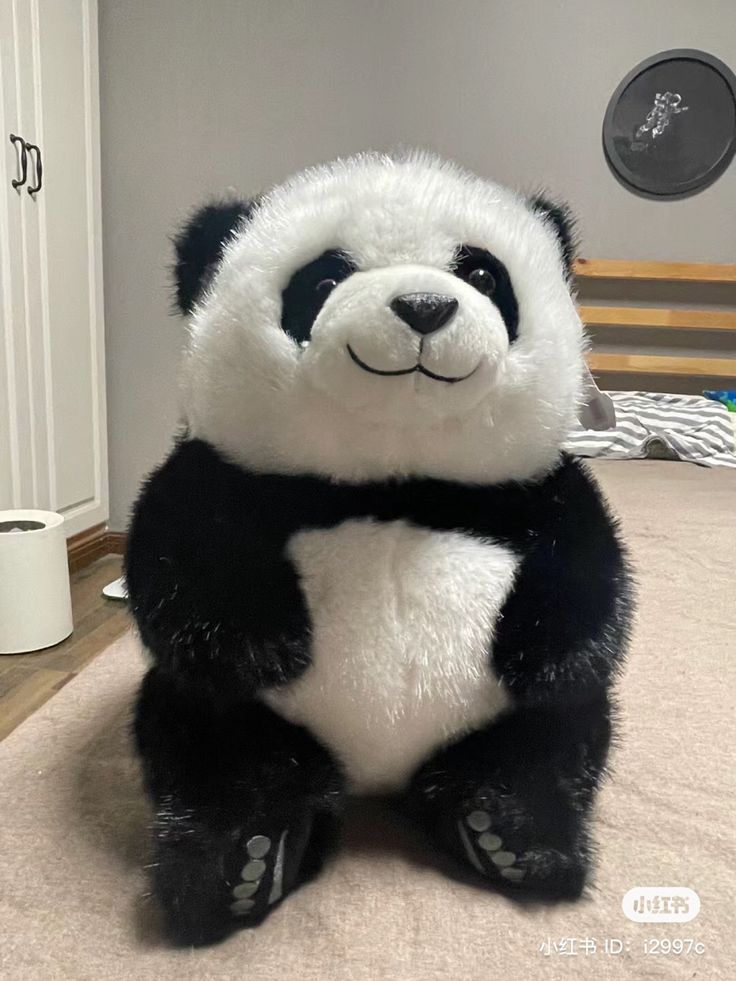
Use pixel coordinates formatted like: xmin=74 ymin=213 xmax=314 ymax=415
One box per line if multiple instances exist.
xmin=455 ymin=798 xmax=587 ymax=902
xmin=151 ymin=808 xmax=324 ymax=946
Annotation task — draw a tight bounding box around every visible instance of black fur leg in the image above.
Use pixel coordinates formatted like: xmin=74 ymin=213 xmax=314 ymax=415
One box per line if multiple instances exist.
xmin=135 ymin=668 xmax=345 ymax=946
xmin=405 ymin=696 xmax=612 ymax=902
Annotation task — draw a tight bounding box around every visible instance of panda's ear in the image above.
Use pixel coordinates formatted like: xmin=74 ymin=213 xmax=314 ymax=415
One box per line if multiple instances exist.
xmin=528 ymin=193 xmax=578 ymax=280
xmin=172 ymin=198 xmax=255 ymax=315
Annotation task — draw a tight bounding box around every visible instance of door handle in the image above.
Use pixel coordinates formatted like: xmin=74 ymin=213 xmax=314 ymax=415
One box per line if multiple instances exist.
xmin=9 ymin=134 xmax=28 ymax=188
xmin=25 ymin=142 xmax=42 ymax=195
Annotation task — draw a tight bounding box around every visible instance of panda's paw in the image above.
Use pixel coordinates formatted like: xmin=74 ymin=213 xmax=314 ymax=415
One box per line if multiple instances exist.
xmin=457 ymin=802 xmax=587 ymax=902
xmin=151 ymin=819 xmax=300 ymax=946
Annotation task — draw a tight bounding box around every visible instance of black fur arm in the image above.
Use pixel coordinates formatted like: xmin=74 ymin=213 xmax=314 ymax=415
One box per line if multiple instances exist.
xmin=492 ymin=459 xmax=632 ymax=705
xmin=125 ymin=439 xmax=311 ymax=697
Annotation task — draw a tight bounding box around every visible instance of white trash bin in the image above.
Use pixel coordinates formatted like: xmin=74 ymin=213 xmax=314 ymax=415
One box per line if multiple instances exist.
xmin=0 ymin=510 xmax=73 ymax=654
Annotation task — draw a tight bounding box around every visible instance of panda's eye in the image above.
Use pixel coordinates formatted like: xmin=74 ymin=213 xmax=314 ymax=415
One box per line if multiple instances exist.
xmin=467 ymin=267 xmax=496 ymax=296
xmin=281 ymin=249 xmax=355 ymax=343
xmin=453 ymin=244 xmax=519 ymax=343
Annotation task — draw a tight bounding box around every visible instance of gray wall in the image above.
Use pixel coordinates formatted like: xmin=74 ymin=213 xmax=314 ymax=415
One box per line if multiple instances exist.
xmin=100 ymin=0 xmax=389 ymax=529
xmin=379 ymin=0 xmax=736 ymax=262
xmin=100 ymin=0 xmax=736 ymax=529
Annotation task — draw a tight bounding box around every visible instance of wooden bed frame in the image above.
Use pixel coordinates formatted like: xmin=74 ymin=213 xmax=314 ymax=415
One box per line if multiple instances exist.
xmin=573 ymin=259 xmax=736 ymax=380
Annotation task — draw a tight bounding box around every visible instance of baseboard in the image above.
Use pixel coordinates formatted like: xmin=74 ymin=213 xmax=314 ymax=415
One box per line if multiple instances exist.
xmin=106 ymin=532 xmax=126 ymax=555
xmin=66 ymin=525 xmax=127 ymax=573
xmin=66 ymin=522 xmax=109 ymax=573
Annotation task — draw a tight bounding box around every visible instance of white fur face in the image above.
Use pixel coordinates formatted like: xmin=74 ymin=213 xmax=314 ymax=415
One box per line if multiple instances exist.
xmin=301 ymin=263 xmax=504 ymax=424
xmin=181 ymin=152 xmax=585 ymax=485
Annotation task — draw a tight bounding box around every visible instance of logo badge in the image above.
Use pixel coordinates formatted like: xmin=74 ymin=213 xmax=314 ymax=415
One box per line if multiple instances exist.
xmin=622 ymin=887 xmax=700 ymax=923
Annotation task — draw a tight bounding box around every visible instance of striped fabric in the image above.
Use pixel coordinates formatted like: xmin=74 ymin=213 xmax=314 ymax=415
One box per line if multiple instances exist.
xmin=565 ymin=391 xmax=736 ymax=468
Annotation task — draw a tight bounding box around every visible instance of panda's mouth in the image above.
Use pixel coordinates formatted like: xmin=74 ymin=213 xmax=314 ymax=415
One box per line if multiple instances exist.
xmin=346 ymin=345 xmax=478 ymax=385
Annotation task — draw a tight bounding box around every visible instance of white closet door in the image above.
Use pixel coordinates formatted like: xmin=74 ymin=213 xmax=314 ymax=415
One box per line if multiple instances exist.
xmin=0 ymin=0 xmax=108 ymax=534
xmin=0 ymin=0 xmax=19 ymax=509
xmin=1 ymin=0 xmax=107 ymax=535
xmin=0 ymin=0 xmax=37 ymax=510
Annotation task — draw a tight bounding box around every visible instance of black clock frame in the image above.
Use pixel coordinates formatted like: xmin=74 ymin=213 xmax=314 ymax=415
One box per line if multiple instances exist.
xmin=602 ymin=48 xmax=736 ymax=199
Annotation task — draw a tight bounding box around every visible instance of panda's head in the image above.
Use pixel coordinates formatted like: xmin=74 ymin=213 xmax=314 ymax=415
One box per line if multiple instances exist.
xmin=175 ymin=152 xmax=584 ymax=485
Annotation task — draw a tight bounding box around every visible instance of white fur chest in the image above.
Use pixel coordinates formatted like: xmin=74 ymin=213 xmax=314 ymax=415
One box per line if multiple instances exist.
xmin=261 ymin=519 xmax=518 ymax=794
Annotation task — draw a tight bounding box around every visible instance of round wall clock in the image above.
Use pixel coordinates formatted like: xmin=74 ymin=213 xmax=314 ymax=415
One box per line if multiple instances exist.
xmin=602 ymin=49 xmax=736 ymax=198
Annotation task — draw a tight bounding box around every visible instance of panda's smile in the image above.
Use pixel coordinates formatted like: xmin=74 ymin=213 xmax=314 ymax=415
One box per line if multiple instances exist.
xmin=346 ymin=344 xmax=479 ymax=385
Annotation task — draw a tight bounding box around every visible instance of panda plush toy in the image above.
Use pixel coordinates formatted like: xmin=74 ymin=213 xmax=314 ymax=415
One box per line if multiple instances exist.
xmin=126 ymin=152 xmax=631 ymax=946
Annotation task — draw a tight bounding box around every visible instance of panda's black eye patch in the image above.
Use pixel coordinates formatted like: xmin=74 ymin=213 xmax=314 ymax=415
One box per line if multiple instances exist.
xmin=281 ymin=250 xmax=356 ymax=343
xmin=453 ymin=246 xmax=519 ymax=342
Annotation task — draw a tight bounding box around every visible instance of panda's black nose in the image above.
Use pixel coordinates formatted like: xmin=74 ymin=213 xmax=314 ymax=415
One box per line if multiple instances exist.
xmin=390 ymin=292 xmax=459 ymax=336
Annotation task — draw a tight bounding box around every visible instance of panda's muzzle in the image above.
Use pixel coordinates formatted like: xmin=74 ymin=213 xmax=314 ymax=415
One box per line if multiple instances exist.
xmin=345 ymin=291 xmax=479 ymax=384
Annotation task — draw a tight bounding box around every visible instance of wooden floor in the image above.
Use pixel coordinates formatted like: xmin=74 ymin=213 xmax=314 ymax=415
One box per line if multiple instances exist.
xmin=0 ymin=554 xmax=130 ymax=741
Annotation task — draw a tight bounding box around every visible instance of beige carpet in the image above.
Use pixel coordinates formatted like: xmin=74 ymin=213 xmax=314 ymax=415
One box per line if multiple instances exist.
xmin=1 ymin=460 xmax=734 ymax=980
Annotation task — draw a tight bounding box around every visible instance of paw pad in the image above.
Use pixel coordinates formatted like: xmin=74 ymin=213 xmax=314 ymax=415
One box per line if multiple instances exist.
xmin=229 ymin=834 xmax=271 ymax=915
xmin=466 ymin=810 xmax=492 ymax=832
xmin=459 ymin=808 xmax=527 ymax=883
xmin=246 ymin=835 xmax=271 ymax=859
xmin=241 ymin=858 xmax=267 ymax=881
xmin=229 ymin=831 xmax=288 ymax=916
xmin=477 ymin=832 xmax=502 ymax=851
